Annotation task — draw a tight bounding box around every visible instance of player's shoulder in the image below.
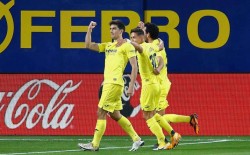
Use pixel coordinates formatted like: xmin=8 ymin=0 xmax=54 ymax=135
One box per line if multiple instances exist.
xmin=152 ymin=39 xmax=160 ymax=45
xmin=106 ymin=42 xmax=114 ymax=46
xmin=121 ymin=42 xmax=135 ymax=50
xmin=122 ymin=42 xmax=136 ymax=55
xmin=150 ymin=42 xmax=159 ymax=49
xmin=142 ymin=42 xmax=156 ymax=51
xmin=140 ymin=42 xmax=150 ymax=48
xmin=99 ymin=42 xmax=112 ymax=46
xmin=123 ymin=41 xmax=133 ymax=47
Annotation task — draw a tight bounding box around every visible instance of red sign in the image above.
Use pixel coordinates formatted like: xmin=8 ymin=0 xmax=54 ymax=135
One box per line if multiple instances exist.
xmin=0 ymin=74 xmax=249 ymax=135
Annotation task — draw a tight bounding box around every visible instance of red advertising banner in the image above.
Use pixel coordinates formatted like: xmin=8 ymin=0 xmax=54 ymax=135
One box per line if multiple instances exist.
xmin=0 ymin=74 xmax=249 ymax=135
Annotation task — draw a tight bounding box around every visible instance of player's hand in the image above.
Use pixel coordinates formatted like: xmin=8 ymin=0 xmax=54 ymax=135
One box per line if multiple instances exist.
xmin=125 ymin=38 xmax=131 ymax=43
xmin=153 ymin=68 xmax=160 ymax=75
xmin=88 ymin=21 xmax=97 ymax=30
xmin=138 ymin=21 xmax=145 ymax=29
xmin=138 ymin=21 xmax=146 ymax=35
xmin=126 ymin=85 xmax=134 ymax=97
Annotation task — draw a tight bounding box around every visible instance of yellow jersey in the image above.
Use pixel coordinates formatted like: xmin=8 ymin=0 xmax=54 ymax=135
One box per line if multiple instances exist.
xmin=137 ymin=42 xmax=160 ymax=85
xmin=152 ymin=39 xmax=169 ymax=83
xmin=98 ymin=41 xmax=136 ymax=86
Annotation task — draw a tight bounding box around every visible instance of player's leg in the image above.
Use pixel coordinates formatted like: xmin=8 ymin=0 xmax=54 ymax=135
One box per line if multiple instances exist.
xmin=78 ymin=107 xmax=107 ymax=151
xmin=155 ymin=81 xmax=181 ymax=148
xmin=108 ymin=84 xmax=144 ymax=151
xmin=158 ymin=80 xmax=199 ymax=134
xmin=91 ymin=108 xmax=108 ymax=148
xmin=153 ymin=109 xmax=170 ymax=149
xmin=144 ymin=110 xmax=173 ymax=150
xmin=154 ymin=113 xmax=181 ymax=148
xmin=110 ymin=110 xmax=144 ymax=151
xmin=141 ymin=84 xmax=171 ymax=150
xmin=164 ymin=114 xmax=199 ymax=134
xmin=164 ymin=114 xmax=190 ymax=123
xmin=153 ymin=99 xmax=168 ymax=148
xmin=78 ymin=84 xmax=116 ymax=151
xmin=156 ymin=78 xmax=170 ymax=117
xmin=110 ymin=110 xmax=141 ymax=143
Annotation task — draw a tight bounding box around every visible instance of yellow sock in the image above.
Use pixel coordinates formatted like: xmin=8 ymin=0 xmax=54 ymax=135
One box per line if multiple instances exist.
xmin=146 ymin=117 xmax=165 ymax=146
xmin=92 ymin=120 xmax=106 ymax=148
xmin=118 ymin=116 xmax=140 ymax=142
xmin=164 ymin=114 xmax=190 ymax=123
xmin=154 ymin=113 xmax=173 ymax=135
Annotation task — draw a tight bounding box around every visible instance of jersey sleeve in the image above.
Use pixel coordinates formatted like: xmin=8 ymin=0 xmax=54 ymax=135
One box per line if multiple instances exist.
xmin=125 ymin=43 xmax=136 ymax=59
xmin=98 ymin=43 xmax=108 ymax=53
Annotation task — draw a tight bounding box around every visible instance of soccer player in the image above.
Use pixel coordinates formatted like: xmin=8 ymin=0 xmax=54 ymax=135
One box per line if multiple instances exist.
xmin=129 ymin=28 xmax=181 ymax=150
xmin=138 ymin=22 xmax=199 ymax=148
xmin=78 ymin=20 xmax=144 ymax=151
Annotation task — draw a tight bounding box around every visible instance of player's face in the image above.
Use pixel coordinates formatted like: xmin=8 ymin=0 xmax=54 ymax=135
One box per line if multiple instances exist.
xmin=110 ymin=25 xmax=122 ymax=40
xmin=130 ymin=32 xmax=143 ymax=44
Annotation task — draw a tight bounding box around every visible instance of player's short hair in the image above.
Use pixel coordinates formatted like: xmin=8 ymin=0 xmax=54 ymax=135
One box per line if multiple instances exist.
xmin=144 ymin=22 xmax=159 ymax=39
xmin=130 ymin=27 xmax=144 ymax=36
xmin=109 ymin=20 xmax=125 ymax=31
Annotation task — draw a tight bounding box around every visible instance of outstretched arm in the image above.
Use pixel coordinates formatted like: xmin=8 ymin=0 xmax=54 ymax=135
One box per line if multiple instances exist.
xmin=130 ymin=41 xmax=143 ymax=53
xmin=85 ymin=21 xmax=99 ymax=52
xmin=126 ymin=39 xmax=143 ymax=53
xmin=127 ymin=56 xmax=138 ymax=96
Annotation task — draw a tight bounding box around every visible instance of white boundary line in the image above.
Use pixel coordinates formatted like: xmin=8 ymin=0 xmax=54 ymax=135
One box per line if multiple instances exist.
xmin=0 ymin=139 xmax=249 ymax=155
xmin=0 ymin=138 xmax=249 ymax=142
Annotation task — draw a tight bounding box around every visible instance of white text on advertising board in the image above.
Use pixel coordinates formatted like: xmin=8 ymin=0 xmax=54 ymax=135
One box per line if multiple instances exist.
xmin=0 ymin=79 xmax=81 ymax=129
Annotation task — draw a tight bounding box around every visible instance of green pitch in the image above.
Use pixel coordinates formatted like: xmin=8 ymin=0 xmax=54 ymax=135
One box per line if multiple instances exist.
xmin=0 ymin=136 xmax=249 ymax=155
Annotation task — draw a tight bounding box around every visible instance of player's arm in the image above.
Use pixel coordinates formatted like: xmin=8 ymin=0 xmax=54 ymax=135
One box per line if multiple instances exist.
xmin=131 ymin=42 xmax=143 ymax=53
xmin=127 ymin=56 xmax=138 ymax=96
xmin=125 ymin=39 xmax=143 ymax=53
xmin=85 ymin=21 xmax=99 ymax=52
xmin=126 ymin=39 xmax=143 ymax=53
xmin=153 ymin=55 xmax=164 ymax=75
xmin=158 ymin=38 xmax=165 ymax=51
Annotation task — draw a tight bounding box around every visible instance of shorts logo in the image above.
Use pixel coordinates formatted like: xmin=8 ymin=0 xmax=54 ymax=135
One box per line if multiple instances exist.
xmin=0 ymin=0 xmax=15 ymax=53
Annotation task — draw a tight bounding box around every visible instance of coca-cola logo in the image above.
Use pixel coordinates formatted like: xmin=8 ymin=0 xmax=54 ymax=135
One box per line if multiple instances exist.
xmin=0 ymin=79 xmax=81 ymax=129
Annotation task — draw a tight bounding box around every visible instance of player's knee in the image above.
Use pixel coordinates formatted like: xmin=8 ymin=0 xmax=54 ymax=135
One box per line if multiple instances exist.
xmin=109 ymin=111 xmax=122 ymax=121
xmin=110 ymin=114 xmax=120 ymax=121
xmin=157 ymin=110 xmax=165 ymax=116
xmin=143 ymin=111 xmax=155 ymax=120
xmin=97 ymin=108 xmax=107 ymax=119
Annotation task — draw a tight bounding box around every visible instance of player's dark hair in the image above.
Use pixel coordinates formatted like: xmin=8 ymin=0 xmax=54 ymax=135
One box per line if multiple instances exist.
xmin=144 ymin=22 xmax=159 ymax=39
xmin=130 ymin=27 xmax=144 ymax=36
xmin=109 ymin=20 xmax=125 ymax=31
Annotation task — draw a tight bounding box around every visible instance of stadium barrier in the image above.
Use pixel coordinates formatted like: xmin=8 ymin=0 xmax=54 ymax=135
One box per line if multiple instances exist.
xmin=0 ymin=74 xmax=249 ymax=135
